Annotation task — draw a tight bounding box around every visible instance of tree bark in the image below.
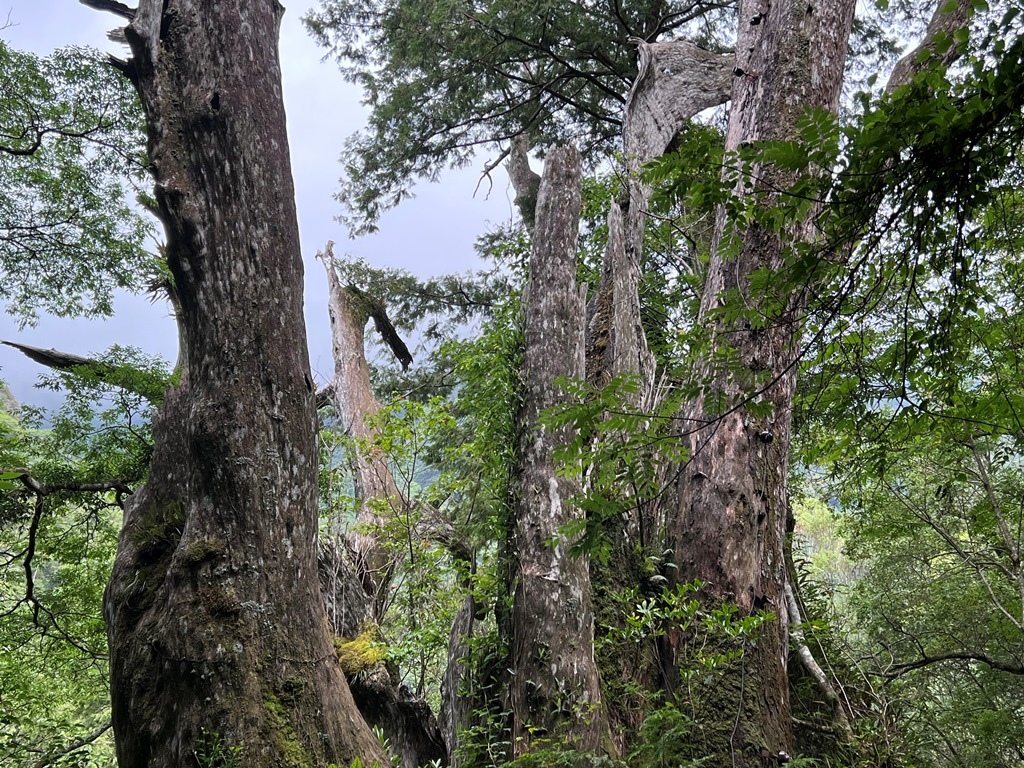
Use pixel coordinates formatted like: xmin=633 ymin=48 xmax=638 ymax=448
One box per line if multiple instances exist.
xmin=439 ymin=592 xmax=477 ymax=766
xmin=318 ymin=242 xmax=449 ymax=768
xmin=582 ymin=41 xmax=732 ymax=749
xmin=586 ymin=40 xmax=732 ymax=394
xmin=320 ymin=241 xmax=402 ymax=612
xmin=665 ymin=0 xmax=855 ymax=763
xmin=100 ymin=2 xmax=386 ymax=765
xmin=510 ymin=146 xmax=606 ymax=754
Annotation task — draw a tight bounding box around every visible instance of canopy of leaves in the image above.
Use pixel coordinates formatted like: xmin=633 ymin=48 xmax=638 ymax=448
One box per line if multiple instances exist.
xmin=303 ymin=0 xmax=737 ymax=232
xmin=784 ymin=9 xmax=1024 ymax=765
xmin=0 ymin=40 xmax=153 ymax=326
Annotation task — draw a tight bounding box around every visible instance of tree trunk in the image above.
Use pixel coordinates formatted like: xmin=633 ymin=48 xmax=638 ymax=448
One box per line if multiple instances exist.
xmin=586 ymin=40 xmax=732 ymax=394
xmin=101 ymin=2 xmax=386 ymax=765
xmin=438 ymin=592 xmax=477 ymax=766
xmin=583 ymin=40 xmax=731 ymax=749
xmin=509 ymin=146 xmax=606 ymax=754
xmin=318 ymin=243 xmax=449 ymax=768
xmin=320 ymin=241 xmax=402 ymax=613
xmin=665 ymin=0 xmax=855 ymax=763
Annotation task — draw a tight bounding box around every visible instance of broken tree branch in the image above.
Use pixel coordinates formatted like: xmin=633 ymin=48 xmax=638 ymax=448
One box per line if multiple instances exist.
xmin=1 ymin=340 xmax=169 ymax=403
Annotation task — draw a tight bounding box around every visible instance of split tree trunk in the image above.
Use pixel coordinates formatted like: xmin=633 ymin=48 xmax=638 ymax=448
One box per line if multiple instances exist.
xmin=100 ymin=2 xmax=385 ymax=765
xmin=587 ymin=40 xmax=732 ymax=395
xmin=510 ymin=146 xmax=606 ymax=754
xmin=582 ymin=40 xmax=731 ymax=748
xmin=665 ymin=0 xmax=855 ymax=762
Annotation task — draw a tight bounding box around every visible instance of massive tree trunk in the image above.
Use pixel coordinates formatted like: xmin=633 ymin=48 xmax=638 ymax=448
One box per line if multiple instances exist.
xmin=99 ymin=2 xmax=386 ymax=765
xmin=664 ymin=0 xmax=855 ymax=762
xmin=655 ymin=0 xmax=972 ymax=761
xmin=583 ymin=40 xmax=732 ymax=749
xmin=510 ymin=146 xmax=606 ymax=754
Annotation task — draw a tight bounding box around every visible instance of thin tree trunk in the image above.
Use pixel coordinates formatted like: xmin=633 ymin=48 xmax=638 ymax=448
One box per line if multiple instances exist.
xmin=510 ymin=146 xmax=606 ymax=754
xmin=100 ymin=2 xmax=385 ymax=765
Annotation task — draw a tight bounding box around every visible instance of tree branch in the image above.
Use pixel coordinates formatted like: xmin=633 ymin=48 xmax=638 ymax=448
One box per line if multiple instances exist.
xmin=31 ymin=721 xmax=113 ymax=768
xmin=505 ymin=134 xmax=542 ymax=229
xmin=1 ymin=340 xmax=169 ymax=403
xmin=345 ymin=285 xmax=414 ymax=371
xmin=886 ymin=0 xmax=972 ymax=91
xmin=886 ymin=650 xmax=1024 ymax=678
xmin=79 ymin=0 xmax=136 ymax=21
xmin=785 ymin=580 xmax=854 ymax=740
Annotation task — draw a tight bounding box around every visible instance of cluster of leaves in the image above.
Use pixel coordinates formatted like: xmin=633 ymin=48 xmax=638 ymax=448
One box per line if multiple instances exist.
xmin=0 ymin=40 xmax=154 ymax=325
xmin=303 ymin=0 xmax=738 ymax=232
xmin=779 ymin=8 xmax=1024 ymax=766
xmin=0 ymin=349 xmax=168 ymax=766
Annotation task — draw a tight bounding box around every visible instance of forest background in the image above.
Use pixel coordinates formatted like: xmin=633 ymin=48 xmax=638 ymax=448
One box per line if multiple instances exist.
xmin=1 ymin=0 xmax=1023 ymax=767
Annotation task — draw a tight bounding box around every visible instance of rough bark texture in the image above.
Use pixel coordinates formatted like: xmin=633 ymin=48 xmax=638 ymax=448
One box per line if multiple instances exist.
xmin=101 ymin=2 xmax=386 ymax=765
xmin=318 ymin=243 xmax=449 ymax=768
xmin=510 ymin=146 xmax=605 ymax=754
xmin=439 ymin=593 xmax=476 ymax=766
xmin=582 ymin=42 xmax=732 ymax=749
xmin=586 ymin=40 xmax=732 ymax=394
xmin=665 ymin=0 xmax=855 ymax=763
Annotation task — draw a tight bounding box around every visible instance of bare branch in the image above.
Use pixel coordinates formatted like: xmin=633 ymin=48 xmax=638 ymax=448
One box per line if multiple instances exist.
xmin=345 ymin=285 xmax=414 ymax=371
xmin=785 ymin=580 xmax=854 ymax=740
xmin=78 ymin=0 xmax=136 ymax=21
xmin=968 ymin=440 xmax=1024 ymax=625
xmin=1 ymin=340 xmax=169 ymax=403
xmin=473 ymin=144 xmax=511 ymax=200
xmin=887 ymin=650 xmax=1024 ymax=678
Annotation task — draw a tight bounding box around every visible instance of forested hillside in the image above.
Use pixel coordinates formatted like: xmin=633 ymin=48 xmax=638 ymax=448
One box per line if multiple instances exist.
xmin=1 ymin=0 xmax=1023 ymax=766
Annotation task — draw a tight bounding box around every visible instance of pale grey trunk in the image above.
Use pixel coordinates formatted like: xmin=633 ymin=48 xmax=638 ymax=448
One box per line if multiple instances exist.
xmin=510 ymin=146 xmax=605 ymax=753
xmin=100 ymin=2 xmax=386 ymax=765
xmin=320 ymin=242 xmax=400 ymax=612
xmin=587 ymin=40 xmax=732 ymax=395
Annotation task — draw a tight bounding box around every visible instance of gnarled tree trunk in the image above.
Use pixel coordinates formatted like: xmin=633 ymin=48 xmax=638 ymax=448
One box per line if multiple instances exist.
xmin=583 ymin=40 xmax=732 ymax=748
xmin=318 ymin=242 xmax=448 ymax=768
xmin=100 ymin=2 xmax=385 ymax=765
xmin=665 ymin=0 xmax=856 ymax=763
xmin=320 ymin=241 xmax=402 ymax=615
xmin=587 ymin=40 xmax=732 ymax=396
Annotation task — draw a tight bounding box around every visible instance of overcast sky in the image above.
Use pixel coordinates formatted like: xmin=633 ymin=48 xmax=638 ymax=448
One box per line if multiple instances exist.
xmin=0 ymin=0 xmax=516 ymax=408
